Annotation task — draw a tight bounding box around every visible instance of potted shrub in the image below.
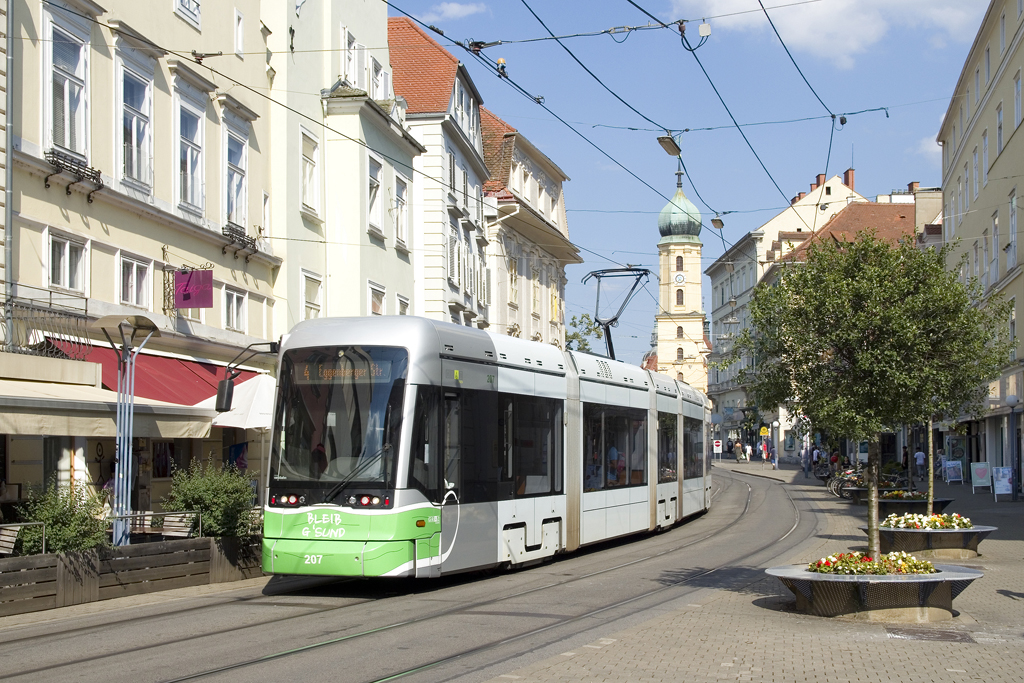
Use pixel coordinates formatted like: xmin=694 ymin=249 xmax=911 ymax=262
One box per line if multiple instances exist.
xmin=867 ymin=513 xmax=997 ymax=559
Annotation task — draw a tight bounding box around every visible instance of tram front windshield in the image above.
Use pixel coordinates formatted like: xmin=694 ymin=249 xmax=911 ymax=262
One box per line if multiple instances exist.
xmin=270 ymin=346 xmax=407 ymax=488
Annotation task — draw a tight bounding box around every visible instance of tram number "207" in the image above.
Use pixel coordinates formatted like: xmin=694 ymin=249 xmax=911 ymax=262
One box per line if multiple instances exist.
xmin=303 ymin=554 xmax=324 ymax=565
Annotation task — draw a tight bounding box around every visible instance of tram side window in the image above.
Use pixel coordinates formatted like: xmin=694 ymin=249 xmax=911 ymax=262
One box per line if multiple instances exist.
xmin=410 ymin=386 xmax=441 ymax=500
xmin=443 ymin=392 xmax=461 ymax=496
xmin=657 ymin=412 xmax=677 ymax=483
xmin=510 ymin=395 xmax=563 ymax=497
xmin=683 ymin=416 xmax=703 ymax=479
xmin=583 ymin=403 xmax=647 ymax=490
xmin=457 ymin=389 xmax=501 ymax=503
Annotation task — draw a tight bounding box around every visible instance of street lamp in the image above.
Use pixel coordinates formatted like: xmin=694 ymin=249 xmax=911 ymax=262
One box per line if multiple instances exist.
xmin=1007 ymin=394 xmax=1020 ymax=502
xmin=657 ymin=134 xmax=682 ymax=156
xmin=772 ymin=420 xmax=780 ymax=469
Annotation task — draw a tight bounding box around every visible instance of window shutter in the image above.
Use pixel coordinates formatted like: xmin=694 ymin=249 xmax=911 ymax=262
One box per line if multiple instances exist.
xmin=486 ymin=267 xmax=492 ymax=305
xmin=356 ymin=43 xmax=367 ymax=90
xmin=448 ymin=230 xmax=457 ymax=283
xmin=340 ymin=26 xmax=349 ymax=80
xmin=382 ymin=70 xmax=391 ymax=99
xmin=457 ymin=240 xmax=463 ymax=288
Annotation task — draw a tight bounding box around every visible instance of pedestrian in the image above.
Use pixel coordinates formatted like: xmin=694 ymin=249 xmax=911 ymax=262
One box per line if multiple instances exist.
xmin=770 ymin=443 xmax=778 ymax=470
xmin=801 ymin=445 xmax=811 ymax=479
xmin=726 ymin=439 xmax=734 ymax=455
xmin=914 ymin=446 xmax=926 ymax=482
xmin=733 ymin=441 xmax=743 ymax=462
xmin=745 ymin=443 xmax=752 ymax=461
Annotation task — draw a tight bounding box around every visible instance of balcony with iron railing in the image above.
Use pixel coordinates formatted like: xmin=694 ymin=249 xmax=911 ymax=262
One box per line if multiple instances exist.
xmin=0 ymin=285 xmax=92 ymax=360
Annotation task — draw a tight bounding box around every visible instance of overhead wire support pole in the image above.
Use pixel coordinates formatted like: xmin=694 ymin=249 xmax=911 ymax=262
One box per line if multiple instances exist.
xmin=581 ymin=268 xmax=651 ymax=361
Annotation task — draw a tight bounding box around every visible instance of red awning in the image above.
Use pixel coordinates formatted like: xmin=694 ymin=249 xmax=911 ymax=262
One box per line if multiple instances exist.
xmin=58 ymin=343 xmax=256 ymax=406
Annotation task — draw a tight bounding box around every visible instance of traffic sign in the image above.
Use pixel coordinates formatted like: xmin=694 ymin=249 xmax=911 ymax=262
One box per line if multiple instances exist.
xmin=759 ymin=426 xmax=770 ymax=437
xmin=713 ymin=439 xmax=722 ymax=453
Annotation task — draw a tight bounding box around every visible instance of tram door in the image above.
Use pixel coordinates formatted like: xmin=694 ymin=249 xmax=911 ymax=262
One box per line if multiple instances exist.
xmin=441 ymin=391 xmax=461 ymax=563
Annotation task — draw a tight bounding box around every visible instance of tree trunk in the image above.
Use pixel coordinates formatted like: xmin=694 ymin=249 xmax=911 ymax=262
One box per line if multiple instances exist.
xmin=866 ymin=437 xmax=880 ymax=559
xmin=927 ymin=419 xmax=934 ymax=512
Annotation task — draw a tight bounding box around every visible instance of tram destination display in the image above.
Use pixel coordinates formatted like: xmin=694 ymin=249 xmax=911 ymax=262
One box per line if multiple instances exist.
xmin=293 ymin=358 xmax=392 ymax=384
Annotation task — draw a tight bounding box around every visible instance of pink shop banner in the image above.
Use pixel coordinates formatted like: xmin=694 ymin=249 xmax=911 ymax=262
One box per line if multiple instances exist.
xmin=174 ymin=269 xmax=213 ymax=309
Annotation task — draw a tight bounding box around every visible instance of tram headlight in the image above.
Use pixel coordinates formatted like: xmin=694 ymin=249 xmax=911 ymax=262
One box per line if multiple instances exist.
xmin=371 ymin=497 xmax=380 ymax=505
xmin=359 ymin=495 xmax=371 ymax=506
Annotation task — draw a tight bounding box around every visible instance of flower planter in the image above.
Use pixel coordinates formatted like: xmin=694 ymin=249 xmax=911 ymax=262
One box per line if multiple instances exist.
xmin=844 ymin=487 xmax=904 ymax=505
xmin=877 ymin=498 xmax=954 ymax=516
xmin=860 ymin=525 xmax=997 ymax=559
xmin=766 ymin=564 xmax=982 ymax=622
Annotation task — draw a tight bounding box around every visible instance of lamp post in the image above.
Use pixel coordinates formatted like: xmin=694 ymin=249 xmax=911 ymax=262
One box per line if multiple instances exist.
xmin=93 ymin=315 xmax=160 ymax=546
xmin=1008 ymin=394 xmax=1020 ymax=502
xmin=772 ymin=420 xmax=780 ymax=470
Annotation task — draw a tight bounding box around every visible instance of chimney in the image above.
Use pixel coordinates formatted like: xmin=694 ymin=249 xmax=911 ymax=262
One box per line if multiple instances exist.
xmin=810 ymin=182 xmax=818 ymax=193
xmin=791 ymin=196 xmax=799 ymax=205
xmin=798 ymin=192 xmax=806 ymax=201
xmin=843 ymin=167 xmax=855 ymax=191
xmin=908 ymin=181 xmax=920 ymax=193
xmin=816 ymin=173 xmax=826 ymax=187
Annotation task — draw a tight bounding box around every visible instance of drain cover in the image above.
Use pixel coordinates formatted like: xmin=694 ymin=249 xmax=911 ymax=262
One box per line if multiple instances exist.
xmin=886 ymin=627 xmax=975 ymax=643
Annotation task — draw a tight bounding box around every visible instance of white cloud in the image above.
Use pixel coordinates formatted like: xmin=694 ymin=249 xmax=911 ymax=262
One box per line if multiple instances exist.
xmin=670 ymin=0 xmax=986 ymax=69
xmin=419 ymin=2 xmax=487 ymax=23
xmin=916 ymin=135 xmax=942 ymax=163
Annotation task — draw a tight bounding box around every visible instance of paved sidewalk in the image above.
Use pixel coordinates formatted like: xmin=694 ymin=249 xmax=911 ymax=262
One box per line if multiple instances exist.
xmin=483 ymin=462 xmax=1024 ymax=682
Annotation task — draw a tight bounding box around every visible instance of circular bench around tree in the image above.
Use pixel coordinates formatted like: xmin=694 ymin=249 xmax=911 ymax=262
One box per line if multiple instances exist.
xmin=766 ymin=564 xmax=982 ymax=622
xmin=859 ymin=525 xmax=997 ymax=560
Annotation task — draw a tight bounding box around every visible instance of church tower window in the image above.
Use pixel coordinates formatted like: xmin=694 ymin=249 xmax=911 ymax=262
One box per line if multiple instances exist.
xmin=676 ymin=326 xmax=683 ymax=338
xmin=676 ymin=289 xmax=683 ymax=306
xmin=675 ymin=255 xmax=683 ymax=271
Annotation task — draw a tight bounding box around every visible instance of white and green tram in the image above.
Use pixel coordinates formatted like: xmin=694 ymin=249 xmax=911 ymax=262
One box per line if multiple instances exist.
xmin=263 ymin=316 xmax=712 ymax=578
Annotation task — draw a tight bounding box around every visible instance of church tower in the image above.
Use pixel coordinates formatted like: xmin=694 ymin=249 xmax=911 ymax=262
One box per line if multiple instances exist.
xmin=655 ymin=166 xmax=708 ymax=391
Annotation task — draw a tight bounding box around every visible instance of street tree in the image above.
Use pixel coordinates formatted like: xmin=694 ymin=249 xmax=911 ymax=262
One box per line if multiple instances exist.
xmin=566 ymin=313 xmax=603 ymax=353
xmin=731 ymin=232 xmax=1011 ymax=558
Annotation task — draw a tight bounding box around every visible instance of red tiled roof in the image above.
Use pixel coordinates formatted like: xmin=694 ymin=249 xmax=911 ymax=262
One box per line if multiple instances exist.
xmin=481 ymin=107 xmax=516 ymax=193
xmin=387 ymin=17 xmax=458 ymax=114
xmin=780 ymin=202 xmax=915 ymax=263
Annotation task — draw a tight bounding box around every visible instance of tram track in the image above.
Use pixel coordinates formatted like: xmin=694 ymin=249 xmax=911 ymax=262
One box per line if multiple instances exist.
xmin=0 ymin=474 xmax=745 ymax=681
xmin=155 ymin=473 xmax=795 ymax=683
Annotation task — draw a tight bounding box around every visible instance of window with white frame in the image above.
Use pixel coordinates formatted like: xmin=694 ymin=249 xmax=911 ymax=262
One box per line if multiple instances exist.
xmin=225 ymin=127 xmax=247 ymax=227
xmin=234 ymin=10 xmax=244 ymax=57
xmin=997 ymin=104 xmax=1004 ymax=154
xmin=397 ymin=295 xmax=409 ymax=316
xmin=973 ymin=241 xmax=980 ymax=282
xmin=394 ymin=176 xmax=408 ymax=245
xmin=50 ymin=24 xmax=87 ymax=157
xmin=957 ymin=177 xmax=963 ymax=223
xmin=510 ymin=161 xmax=519 ymax=193
xmin=461 ymin=168 xmax=468 ymax=208
xmin=301 ymin=132 xmax=318 ymax=213
xmin=303 ymin=273 xmax=321 ymax=320
xmin=1010 ymin=190 xmax=1018 ymax=269
xmin=50 ymin=234 xmax=85 ymax=292
xmin=448 ymin=151 xmax=456 ymax=194
xmin=508 ymin=255 xmax=518 ymax=304
xmin=959 ymin=105 xmax=964 ymax=141
xmin=992 ymin=213 xmax=1000 ymax=282
xmin=1015 ymin=72 xmax=1021 ymax=129
xmin=531 ymin=266 xmax=540 ymax=313
xmin=368 ymin=157 xmax=382 ymax=231
xmin=368 ymin=282 xmax=385 ymax=315
xmin=175 ymin=0 xmax=201 ymax=29
xmin=964 ymin=164 xmax=969 ymax=214
xmin=983 ymin=229 xmax=990 ymax=288
xmin=1000 ymin=13 xmax=1006 ymax=53
xmin=448 ymin=216 xmax=461 ymax=286
xmin=261 ymin=192 xmax=270 ymax=239
xmin=983 ymin=131 xmax=989 ymax=185
xmin=371 ymin=58 xmax=382 ymax=99
xmin=121 ymin=256 xmax=149 ymax=308
xmin=343 ymin=30 xmax=357 ymax=85
xmin=975 ymin=68 xmax=981 ymax=103
xmin=122 ymin=69 xmax=150 ymax=184
xmin=178 ymin=101 xmax=203 ymax=209
xmin=973 ymin=148 xmax=979 ymax=198
xmin=225 ymin=287 xmax=245 ymax=331
xmin=985 ymin=46 xmax=991 ymax=83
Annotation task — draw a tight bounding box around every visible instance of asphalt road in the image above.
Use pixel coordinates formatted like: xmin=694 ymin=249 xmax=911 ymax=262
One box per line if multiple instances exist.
xmin=0 ymin=468 xmax=823 ymax=683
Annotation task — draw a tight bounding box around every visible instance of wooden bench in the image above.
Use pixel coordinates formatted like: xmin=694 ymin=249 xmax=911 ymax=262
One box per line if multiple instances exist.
xmin=149 ymin=512 xmax=199 ymax=538
xmin=0 ymin=525 xmax=21 ymax=556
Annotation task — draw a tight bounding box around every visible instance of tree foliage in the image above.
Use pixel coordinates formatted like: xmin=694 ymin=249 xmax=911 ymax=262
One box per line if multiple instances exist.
xmin=162 ymin=459 xmax=258 ymax=538
xmin=734 ymin=233 xmax=1010 ymax=440
xmin=17 ymin=482 xmax=108 ymax=555
xmin=565 ymin=313 xmax=604 ymax=353
xmin=730 ymin=232 xmax=1011 ymax=556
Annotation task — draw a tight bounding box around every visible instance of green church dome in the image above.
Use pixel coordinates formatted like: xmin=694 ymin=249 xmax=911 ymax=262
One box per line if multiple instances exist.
xmin=658 ymin=170 xmax=702 ymax=241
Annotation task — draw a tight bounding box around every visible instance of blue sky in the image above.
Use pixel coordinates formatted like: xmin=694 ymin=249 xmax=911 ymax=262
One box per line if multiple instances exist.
xmin=390 ymin=0 xmax=989 ymax=364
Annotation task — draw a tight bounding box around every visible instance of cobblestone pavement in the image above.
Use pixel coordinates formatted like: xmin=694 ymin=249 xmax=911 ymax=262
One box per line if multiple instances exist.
xmin=481 ymin=462 xmax=1024 ymax=682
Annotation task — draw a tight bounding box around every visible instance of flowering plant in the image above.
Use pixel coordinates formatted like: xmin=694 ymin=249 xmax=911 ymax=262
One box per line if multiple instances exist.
xmin=880 ymin=490 xmax=927 ymax=499
xmin=807 ymin=551 xmax=936 ymax=575
xmin=880 ymin=513 xmax=974 ymax=530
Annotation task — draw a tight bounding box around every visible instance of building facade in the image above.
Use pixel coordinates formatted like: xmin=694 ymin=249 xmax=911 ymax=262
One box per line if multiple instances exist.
xmin=2 ymin=0 xmax=289 ymax=509
xmin=938 ymin=0 xmax=1024 ymax=468
xmin=388 ymin=17 xmax=487 ymax=327
xmin=480 ymin=108 xmax=579 ymax=345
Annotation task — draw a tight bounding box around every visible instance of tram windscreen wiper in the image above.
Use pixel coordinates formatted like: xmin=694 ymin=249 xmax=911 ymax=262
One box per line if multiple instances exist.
xmin=322 ymin=444 xmax=390 ymax=503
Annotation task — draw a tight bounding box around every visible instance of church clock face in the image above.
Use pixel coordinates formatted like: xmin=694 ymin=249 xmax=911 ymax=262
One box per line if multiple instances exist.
xmin=674 ymin=274 xmax=685 ymax=284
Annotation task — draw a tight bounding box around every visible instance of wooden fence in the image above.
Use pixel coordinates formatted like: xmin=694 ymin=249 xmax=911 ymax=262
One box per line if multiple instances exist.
xmin=0 ymin=537 xmax=261 ymax=617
